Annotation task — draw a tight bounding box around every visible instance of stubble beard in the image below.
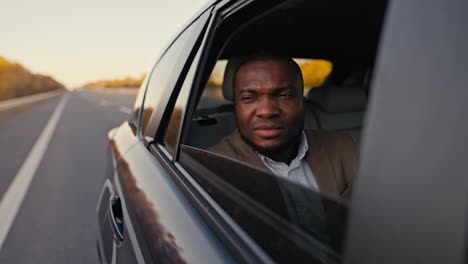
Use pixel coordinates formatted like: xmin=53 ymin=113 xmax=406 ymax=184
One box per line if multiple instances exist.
xmin=239 ymin=130 xmax=302 ymax=161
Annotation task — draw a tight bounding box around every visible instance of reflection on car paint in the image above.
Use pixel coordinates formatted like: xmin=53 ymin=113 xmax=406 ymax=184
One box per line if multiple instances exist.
xmin=112 ymin=142 xmax=187 ymax=263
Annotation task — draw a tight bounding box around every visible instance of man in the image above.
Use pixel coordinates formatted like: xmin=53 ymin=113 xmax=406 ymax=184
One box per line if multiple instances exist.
xmin=210 ymin=53 xmax=358 ymax=199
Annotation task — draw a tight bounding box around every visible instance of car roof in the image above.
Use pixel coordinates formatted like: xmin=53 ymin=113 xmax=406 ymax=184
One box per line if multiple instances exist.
xmin=220 ymin=0 xmax=387 ymax=64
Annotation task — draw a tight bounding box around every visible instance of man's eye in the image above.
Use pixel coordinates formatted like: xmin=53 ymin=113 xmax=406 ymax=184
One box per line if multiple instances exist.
xmin=241 ymin=95 xmax=255 ymax=101
xmin=280 ymin=93 xmax=291 ymax=98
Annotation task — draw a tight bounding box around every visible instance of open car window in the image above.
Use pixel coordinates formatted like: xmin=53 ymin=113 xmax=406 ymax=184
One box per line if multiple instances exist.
xmin=171 ymin=0 xmax=387 ymax=262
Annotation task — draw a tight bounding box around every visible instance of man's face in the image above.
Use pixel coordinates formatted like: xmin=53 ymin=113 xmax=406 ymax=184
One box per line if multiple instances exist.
xmin=234 ymin=59 xmax=304 ymax=154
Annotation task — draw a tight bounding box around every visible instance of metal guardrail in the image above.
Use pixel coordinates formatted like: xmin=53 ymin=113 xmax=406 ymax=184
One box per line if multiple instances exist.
xmin=0 ymin=90 xmax=65 ymax=112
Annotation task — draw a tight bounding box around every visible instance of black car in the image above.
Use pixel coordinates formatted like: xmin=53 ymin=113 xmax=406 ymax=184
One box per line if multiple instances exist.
xmin=96 ymin=0 xmax=468 ymax=263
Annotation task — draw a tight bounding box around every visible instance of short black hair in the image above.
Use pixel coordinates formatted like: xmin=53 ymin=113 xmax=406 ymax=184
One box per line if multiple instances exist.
xmin=233 ymin=52 xmax=304 ymax=95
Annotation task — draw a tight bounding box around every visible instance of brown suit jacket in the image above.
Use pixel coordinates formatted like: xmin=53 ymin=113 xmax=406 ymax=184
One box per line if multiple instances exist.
xmin=210 ymin=129 xmax=358 ymax=199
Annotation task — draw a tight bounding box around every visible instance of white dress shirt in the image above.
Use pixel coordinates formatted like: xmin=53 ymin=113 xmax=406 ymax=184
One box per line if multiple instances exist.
xmin=257 ymin=131 xmax=319 ymax=190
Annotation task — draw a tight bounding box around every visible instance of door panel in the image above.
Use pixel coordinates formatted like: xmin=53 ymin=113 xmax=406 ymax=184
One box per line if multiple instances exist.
xmin=97 ymin=121 xmax=144 ymax=263
xmin=111 ymin=122 xmax=234 ymax=263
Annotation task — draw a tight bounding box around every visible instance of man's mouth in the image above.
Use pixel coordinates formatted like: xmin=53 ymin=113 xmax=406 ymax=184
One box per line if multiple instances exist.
xmin=254 ymin=125 xmax=284 ymax=138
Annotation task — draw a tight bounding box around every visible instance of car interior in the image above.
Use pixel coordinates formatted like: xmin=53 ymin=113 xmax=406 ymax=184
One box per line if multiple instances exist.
xmin=189 ymin=59 xmax=369 ymax=149
xmin=186 ymin=0 xmax=385 ymax=150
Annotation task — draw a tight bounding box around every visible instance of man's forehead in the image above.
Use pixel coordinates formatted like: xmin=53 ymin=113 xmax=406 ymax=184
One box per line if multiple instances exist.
xmin=237 ymin=81 xmax=292 ymax=92
xmin=236 ymin=59 xmax=297 ymax=81
xmin=234 ymin=59 xmax=301 ymax=90
xmin=237 ymin=58 xmax=294 ymax=72
xmin=222 ymin=53 xmax=302 ymax=101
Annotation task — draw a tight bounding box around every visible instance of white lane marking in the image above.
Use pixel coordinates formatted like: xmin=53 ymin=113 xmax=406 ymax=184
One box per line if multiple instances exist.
xmin=119 ymin=106 xmax=132 ymax=115
xmin=0 ymin=94 xmax=70 ymax=251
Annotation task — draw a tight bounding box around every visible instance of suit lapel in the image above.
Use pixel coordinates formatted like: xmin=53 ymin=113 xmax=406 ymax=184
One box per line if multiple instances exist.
xmin=230 ymin=130 xmax=270 ymax=171
xmin=230 ymin=129 xmax=340 ymax=196
xmin=305 ymin=131 xmax=340 ymax=196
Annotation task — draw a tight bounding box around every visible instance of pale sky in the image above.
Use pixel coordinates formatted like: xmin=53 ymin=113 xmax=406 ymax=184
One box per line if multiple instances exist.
xmin=0 ymin=0 xmax=209 ymax=88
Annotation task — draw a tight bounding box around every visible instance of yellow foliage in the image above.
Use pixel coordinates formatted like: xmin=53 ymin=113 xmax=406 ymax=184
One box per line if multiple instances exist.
xmin=298 ymin=59 xmax=333 ymax=88
xmin=0 ymin=56 xmax=65 ymax=101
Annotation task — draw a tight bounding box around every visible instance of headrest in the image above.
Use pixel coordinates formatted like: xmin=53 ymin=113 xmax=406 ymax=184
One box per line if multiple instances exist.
xmin=222 ymin=57 xmax=243 ymax=101
xmin=306 ymin=85 xmax=366 ymax=113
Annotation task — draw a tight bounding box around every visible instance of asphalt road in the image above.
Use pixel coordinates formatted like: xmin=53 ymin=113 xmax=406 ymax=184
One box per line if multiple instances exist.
xmin=0 ymin=89 xmax=137 ymax=263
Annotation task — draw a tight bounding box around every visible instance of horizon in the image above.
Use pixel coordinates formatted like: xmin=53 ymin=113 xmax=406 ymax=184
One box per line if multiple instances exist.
xmin=0 ymin=0 xmax=209 ymax=88
xmin=0 ymin=54 xmax=145 ymax=90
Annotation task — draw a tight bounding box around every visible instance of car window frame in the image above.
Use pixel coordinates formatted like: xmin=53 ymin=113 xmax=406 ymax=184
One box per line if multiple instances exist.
xmin=154 ymin=0 xmax=342 ymax=262
xmin=171 ymin=0 xmax=365 ymax=260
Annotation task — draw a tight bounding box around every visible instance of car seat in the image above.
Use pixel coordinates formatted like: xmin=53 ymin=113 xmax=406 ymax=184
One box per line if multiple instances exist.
xmin=306 ymin=85 xmax=366 ymax=143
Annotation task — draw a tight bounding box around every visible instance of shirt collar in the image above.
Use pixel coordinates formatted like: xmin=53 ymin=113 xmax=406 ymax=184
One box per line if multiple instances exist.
xmin=258 ymin=131 xmax=309 ymax=168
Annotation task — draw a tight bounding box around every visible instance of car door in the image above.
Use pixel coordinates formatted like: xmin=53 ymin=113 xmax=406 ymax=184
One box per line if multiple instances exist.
xmin=96 ymin=7 xmax=237 ymax=264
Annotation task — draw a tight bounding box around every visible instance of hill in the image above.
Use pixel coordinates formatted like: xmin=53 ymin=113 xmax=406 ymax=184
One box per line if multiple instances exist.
xmin=0 ymin=56 xmax=65 ymax=101
xmin=84 ymin=75 xmax=145 ymax=89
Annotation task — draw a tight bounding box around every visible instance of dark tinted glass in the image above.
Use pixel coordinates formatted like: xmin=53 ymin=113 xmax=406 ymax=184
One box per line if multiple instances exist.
xmin=163 ymin=49 xmax=202 ymax=156
xmin=140 ymin=13 xmax=208 ymax=138
xmin=179 ymin=145 xmax=346 ymax=263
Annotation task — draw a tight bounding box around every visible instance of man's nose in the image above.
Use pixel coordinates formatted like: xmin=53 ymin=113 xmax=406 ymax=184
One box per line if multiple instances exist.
xmin=256 ymin=96 xmax=280 ymax=118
